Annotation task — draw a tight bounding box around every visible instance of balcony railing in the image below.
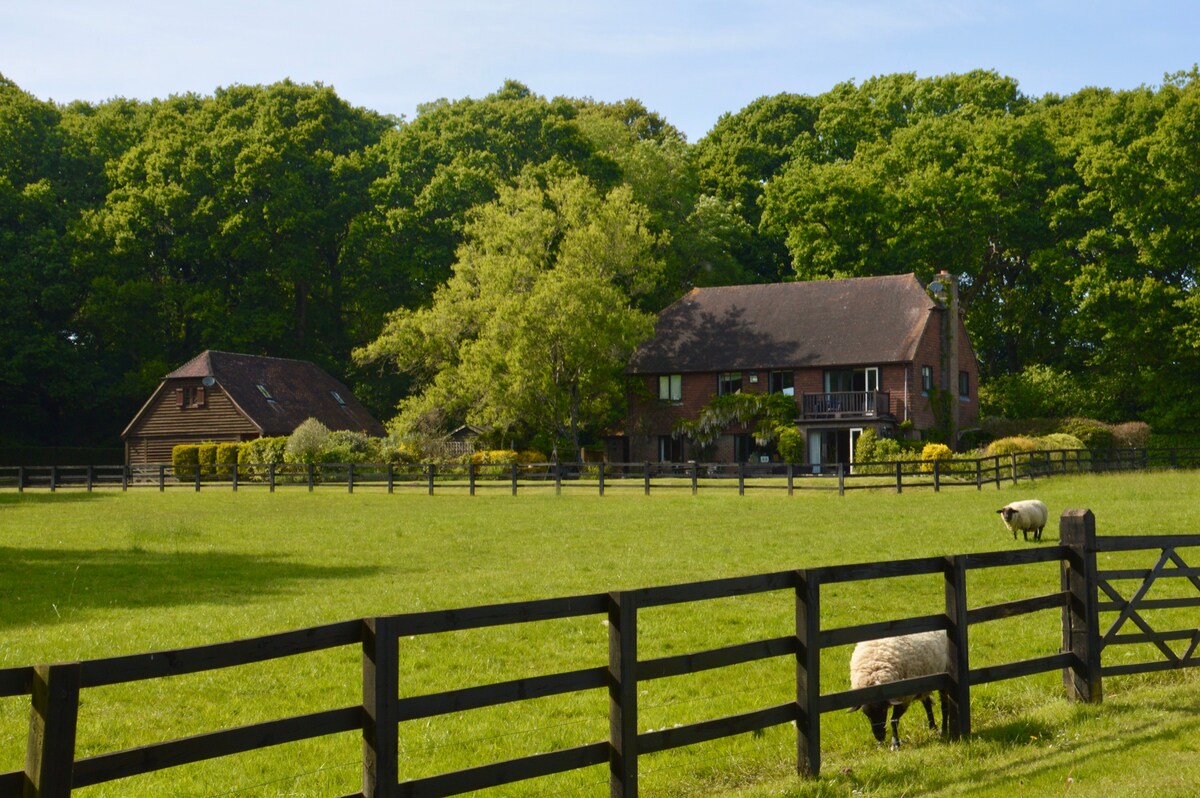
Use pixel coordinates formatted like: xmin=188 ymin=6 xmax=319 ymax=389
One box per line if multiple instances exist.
xmin=801 ymin=391 xmax=891 ymax=420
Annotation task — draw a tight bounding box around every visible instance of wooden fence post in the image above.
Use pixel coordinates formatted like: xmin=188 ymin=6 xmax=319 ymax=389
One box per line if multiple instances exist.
xmin=387 ymin=464 xmax=394 ymax=495
xmin=24 ymin=662 xmax=81 ymax=798
xmin=608 ymin=591 xmax=638 ymax=797
xmin=231 ymin=462 xmax=238 ymax=492
xmin=194 ymin=465 xmax=201 ymax=492
xmin=895 ymin=461 xmax=902 ymax=494
xmin=362 ymin=617 xmax=399 ymax=798
xmin=468 ymin=462 xmax=475 ymax=496
xmin=787 ymin=463 xmax=794 ymax=496
xmin=556 ymin=462 xmax=563 ymax=496
xmin=268 ymin=463 xmax=276 ymax=493
xmin=513 ymin=462 xmax=520 ymax=496
xmin=975 ymin=459 xmax=982 ymax=491
xmin=158 ymin=464 xmax=165 ymax=492
xmin=643 ymin=463 xmax=650 ymax=496
xmin=86 ymin=465 xmax=94 ymax=492
xmin=1061 ymin=509 xmax=1103 ymax=704
xmin=738 ymin=462 xmax=746 ymax=496
xmin=796 ymin=569 xmax=821 ymax=777
xmin=307 ymin=463 xmax=315 ymax=492
xmin=427 ymin=464 xmax=435 ymax=496
xmin=348 ymin=463 xmax=356 ymax=493
xmin=943 ymin=556 xmax=971 ymax=739
xmin=933 ymin=459 xmax=940 ymax=492
xmin=50 ymin=466 xmax=57 ymax=492
xmin=121 ymin=465 xmax=128 ymax=492
xmin=837 ymin=462 xmax=844 ymax=496
xmin=17 ymin=466 xmax=24 ymax=493
xmin=691 ymin=461 xmax=699 ymax=496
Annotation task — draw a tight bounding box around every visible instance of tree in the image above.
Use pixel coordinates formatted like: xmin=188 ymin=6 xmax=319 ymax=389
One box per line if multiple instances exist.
xmin=355 ymin=167 xmax=662 ymax=454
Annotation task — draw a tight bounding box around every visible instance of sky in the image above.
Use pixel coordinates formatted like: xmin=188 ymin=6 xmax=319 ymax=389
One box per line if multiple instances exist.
xmin=4 ymin=0 xmax=1198 ymax=142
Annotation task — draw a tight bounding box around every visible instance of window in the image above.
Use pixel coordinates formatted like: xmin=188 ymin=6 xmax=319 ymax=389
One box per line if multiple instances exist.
xmin=658 ymin=435 xmax=684 ymax=462
xmin=176 ymin=386 xmax=206 ymax=409
xmin=920 ymin=365 xmax=933 ymax=394
xmin=717 ymin=372 xmax=742 ymax=395
xmin=768 ymin=370 xmax=794 ymax=396
xmin=959 ymin=371 xmax=970 ymax=400
xmin=658 ymin=374 xmax=682 ymax=402
xmin=733 ymin=434 xmax=753 ymax=463
xmin=331 ymin=390 xmax=347 ymax=406
xmin=256 ymin=383 xmax=274 ymax=400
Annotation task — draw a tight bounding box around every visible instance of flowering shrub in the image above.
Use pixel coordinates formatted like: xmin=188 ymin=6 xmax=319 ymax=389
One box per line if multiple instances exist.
xmin=919 ymin=443 xmax=954 ymax=473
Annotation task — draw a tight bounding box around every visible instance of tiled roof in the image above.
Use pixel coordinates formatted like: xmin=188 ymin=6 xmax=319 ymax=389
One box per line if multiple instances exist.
xmin=630 ymin=274 xmax=937 ymax=374
xmin=166 ymin=350 xmax=386 ymax=437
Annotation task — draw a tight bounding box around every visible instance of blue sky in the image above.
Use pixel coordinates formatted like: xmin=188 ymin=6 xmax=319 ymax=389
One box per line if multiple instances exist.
xmin=4 ymin=1 xmax=1198 ymax=141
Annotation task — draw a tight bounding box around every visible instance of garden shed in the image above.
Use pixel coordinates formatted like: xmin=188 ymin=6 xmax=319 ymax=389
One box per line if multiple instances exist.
xmin=121 ymin=350 xmax=385 ymax=465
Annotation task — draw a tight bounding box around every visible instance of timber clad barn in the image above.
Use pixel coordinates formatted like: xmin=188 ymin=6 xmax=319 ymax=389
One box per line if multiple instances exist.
xmin=121 ymin=350 xmax=385 ymax=465
xmin=623 ymin=272 xmax=980 ymax=466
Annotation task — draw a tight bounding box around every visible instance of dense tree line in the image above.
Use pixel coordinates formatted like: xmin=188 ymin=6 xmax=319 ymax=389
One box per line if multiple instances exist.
xmin=2 ymin=68 xmax=1198 ymax=451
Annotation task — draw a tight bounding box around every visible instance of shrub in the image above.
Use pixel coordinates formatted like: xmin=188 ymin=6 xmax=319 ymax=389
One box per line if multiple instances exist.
xmin=216 ymin=442 xmax=239 ymax=476
xmin=919 ymin=443 xmax=954 ymax=473
xmin=1111 ymin=421 xmax=1151 ymax=448
xmin=373 ymin=436 xmax=420 ymax=465
xmin=985 ymin=436 xmax=1038 ymax=457
xmin=237 ymin=436 xmax=287 ymax=480
xmin=471 ymin=449 xmax=519 ymax=466
xmin=172 ymin=444 xmax=199 ymax=479
xmin=777 ymin=427 xmax=804 ymax=464
xmin=197 ymin=443 xmax=218 ymax=478
xmin=516 ymin=450 xmax=548 ymax=465
xmin=1035 ymin=433 xmax=1085 ymax=451
xmin=286 ymin=418 xmax=331 ymax=464
xmin=1059 ymin=417 xmax=1115 ymax=450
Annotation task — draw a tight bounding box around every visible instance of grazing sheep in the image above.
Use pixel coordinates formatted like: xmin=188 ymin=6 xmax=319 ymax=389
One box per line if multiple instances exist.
xmin=997 ymin=499 xmax=1049 ymax=542
xmin=849 ymin=630 xmax=949 ymax=750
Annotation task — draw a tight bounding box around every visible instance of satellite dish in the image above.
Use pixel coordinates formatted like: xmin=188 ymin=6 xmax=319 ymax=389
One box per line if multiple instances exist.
xmin=202 ymin=376 xmax=215 ymax=387
xmin=929 ymin=280 xmax=944 ymax=294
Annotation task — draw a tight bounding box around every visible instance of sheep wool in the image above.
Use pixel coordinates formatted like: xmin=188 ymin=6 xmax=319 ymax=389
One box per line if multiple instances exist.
xmin=849 ymin=630 xmax=950 ymax=749
xmin=997 ymin=499 xmax=1049 ymax=542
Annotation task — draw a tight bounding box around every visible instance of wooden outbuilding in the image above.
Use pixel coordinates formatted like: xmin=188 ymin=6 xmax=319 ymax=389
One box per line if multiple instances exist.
xmin=122 ymin=350 xmax=385 ymax=465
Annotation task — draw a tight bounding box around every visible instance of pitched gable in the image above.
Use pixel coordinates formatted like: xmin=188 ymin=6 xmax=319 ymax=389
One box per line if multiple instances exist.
xmin=630 ymin=274 xmax=936 ymax=374
xmin=163 ymin=350 xmax=385 ymax=437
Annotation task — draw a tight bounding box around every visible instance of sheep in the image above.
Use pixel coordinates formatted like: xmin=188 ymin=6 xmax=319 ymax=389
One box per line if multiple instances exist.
xmin=849 ymin=630 xmax=950 ymax=750
xmin=996 ymin=499 xmax=1049 ymax=542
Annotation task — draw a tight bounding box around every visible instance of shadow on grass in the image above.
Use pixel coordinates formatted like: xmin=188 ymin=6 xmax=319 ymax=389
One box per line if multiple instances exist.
xmin=0 ymin=492 xmax=116 ymax=505
xmin=0 ymin=546 xmax=382 ymax=629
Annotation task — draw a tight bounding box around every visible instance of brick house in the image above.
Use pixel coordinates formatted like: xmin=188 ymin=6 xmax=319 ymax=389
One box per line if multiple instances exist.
xmin=122 ymin=350 xmax=385 ymax=465
xmin=620 ymin=272 xmax=980 ymax=467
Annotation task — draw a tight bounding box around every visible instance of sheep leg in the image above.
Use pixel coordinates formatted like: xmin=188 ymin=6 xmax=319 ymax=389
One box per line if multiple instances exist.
xmin=921 ymin=695 xmax=936 ymax=730
xmin=888 ymin=702 xmax=909 ymax=750
xmin=1035 ymin=526 xmax=1043 ymax=542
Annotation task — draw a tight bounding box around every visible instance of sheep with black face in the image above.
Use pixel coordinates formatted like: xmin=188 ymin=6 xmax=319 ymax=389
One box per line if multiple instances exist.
xmin=997 ymin=499 xmax=1049 ymax=542
xmin=849 ymin=630 xmax=949 ymax=750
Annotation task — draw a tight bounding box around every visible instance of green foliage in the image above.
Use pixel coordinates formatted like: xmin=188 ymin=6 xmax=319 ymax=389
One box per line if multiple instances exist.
xmin=674 ymin=392 xmax=798 ymax=453
xmin=196 ymin=443 xmax=218 ymax=478
xmin=215 ymin=443 xmax=239 ymax=476
xmin=775 ymin=427 xmax=804 ymax=464
xmin=979 ymin=365 xmax=1091 ymax=420
xmin=170 ymin=444 xmax=199 ymax=478
xmin=1059 ymin=417 xmax=1116 ymax=450
xmin=1035 ymin=433 xmax=1085 ymax=451
xmin=986 ymin=436 xmax=1039 ymax=456
xmin=237 ymin=436 xmax=287 ymax=476
xmin=356 ymin=168 xmax=662 ymax=454
xmin=285 ymin=418 xmax=332 ymax=464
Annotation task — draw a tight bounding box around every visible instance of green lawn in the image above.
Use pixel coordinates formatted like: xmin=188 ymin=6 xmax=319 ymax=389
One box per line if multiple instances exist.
xmin=2 ymin=471 xmax=1200 ymax=796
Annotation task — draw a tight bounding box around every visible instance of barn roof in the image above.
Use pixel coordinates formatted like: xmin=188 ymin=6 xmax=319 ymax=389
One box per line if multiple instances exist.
xmin=133 ymin=350 xmax=385 ymax=438
xmin=629 ymin=273 xmax=939 ymax=374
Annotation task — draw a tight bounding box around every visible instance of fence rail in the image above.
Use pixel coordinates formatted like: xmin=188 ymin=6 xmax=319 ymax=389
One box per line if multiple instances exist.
xmin=5 ymin=510 xmax=1200 ymax=796
xmin=3 ymin=447 xmax=1200 ymax=496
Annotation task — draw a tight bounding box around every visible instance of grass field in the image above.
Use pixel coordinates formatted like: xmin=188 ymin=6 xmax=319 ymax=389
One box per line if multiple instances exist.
xmin=3 ymin=471 xmax=1200 ymax=796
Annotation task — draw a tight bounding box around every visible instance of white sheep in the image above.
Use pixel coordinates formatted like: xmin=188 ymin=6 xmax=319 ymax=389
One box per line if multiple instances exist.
xmin=849 ymin=630 xmax=949 ymax=750
xmin=996 ymin=499 xmax=1049 ymax=542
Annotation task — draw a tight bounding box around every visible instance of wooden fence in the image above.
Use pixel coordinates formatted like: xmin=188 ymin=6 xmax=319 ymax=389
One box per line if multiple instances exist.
xmin=4 ymin=510 xmax=1200 ymax=796
xmin=3 ymin=447 xmax=1200 ymax=496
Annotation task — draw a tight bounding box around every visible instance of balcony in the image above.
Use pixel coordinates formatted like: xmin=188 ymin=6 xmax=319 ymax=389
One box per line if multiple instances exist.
xmin=801 ymin=391 xmax=892 ymax=420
